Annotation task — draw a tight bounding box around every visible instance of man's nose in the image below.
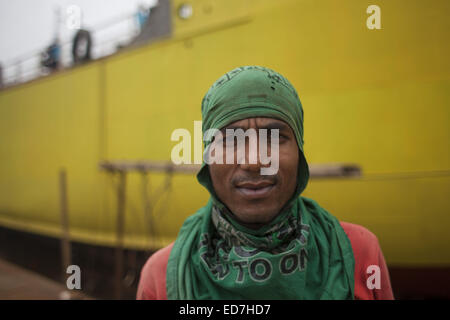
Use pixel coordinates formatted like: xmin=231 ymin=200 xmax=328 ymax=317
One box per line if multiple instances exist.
xmin=238 ymin=138 xmax=270 ymax=172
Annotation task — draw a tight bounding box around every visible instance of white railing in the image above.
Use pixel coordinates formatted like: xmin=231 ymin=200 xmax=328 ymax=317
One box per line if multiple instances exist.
xmin=0 ymin=11 xmax=146 ymax=88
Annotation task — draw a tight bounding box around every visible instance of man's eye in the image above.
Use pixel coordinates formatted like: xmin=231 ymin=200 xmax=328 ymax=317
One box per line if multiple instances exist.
xmin=267 ymin=131 xmax=286 ymax=141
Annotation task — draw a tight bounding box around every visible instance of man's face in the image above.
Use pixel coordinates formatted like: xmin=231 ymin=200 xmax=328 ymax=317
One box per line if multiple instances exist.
xmin=208 ymin=117 xmax=299 ymax=229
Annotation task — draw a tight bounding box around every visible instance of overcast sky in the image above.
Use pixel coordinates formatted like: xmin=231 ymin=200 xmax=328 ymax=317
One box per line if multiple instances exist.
xmin=0 ymin=0 xmax=158 ymax=65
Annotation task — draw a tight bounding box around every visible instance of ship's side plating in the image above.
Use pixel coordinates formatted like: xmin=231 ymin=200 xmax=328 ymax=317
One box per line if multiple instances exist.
xmin=0 ymin=0 xmax=449 ymax=279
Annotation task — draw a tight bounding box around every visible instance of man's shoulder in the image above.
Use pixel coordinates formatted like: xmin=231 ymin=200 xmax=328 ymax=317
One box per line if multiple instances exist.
xmin=142 ymin=243 xmax=174 ymax=275
xmin=137 ymin=243 xmax=174 ymax=299
xmin=340 ymin=221 xmax=379 ymax=245
xmin=339 ymin=221 xmax=382 ymax=264
xmin=339 ymin=222 xmax=394 ymax=300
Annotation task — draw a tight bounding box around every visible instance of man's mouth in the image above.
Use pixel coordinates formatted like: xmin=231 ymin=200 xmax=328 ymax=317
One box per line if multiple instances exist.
xmin=235 ymin=181 xmax=275 ymax=199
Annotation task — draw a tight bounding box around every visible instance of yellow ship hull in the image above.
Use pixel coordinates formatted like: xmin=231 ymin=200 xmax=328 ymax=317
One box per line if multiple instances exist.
xmin=0 ymin=0 xmax=449 ymax=272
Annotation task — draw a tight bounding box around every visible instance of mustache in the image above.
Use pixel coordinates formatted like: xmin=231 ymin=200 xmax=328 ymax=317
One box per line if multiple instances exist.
xmin=231 ymin=174 xmax=278 ymax=186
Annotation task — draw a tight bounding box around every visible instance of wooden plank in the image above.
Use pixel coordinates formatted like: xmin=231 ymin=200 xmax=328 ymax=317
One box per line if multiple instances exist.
xmin=114 ymin=171 xmax=126 ymax=300
xmin=99 ymin=160 xmax=361 ymax=178
xmin=58 ymin=169 xmax=72 ymax=283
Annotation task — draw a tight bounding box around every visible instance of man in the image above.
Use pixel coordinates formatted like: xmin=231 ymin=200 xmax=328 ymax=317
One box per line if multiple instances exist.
xmin=137 ymin=66 xmax=394 ymax=300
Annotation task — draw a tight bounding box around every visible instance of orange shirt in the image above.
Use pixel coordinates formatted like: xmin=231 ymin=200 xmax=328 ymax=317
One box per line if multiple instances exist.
xmin=137 ymin=222 xmax=394 ymax=300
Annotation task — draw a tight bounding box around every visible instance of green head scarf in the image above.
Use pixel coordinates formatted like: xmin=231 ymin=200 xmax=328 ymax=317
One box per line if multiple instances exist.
xmin=167 ymin=66 xmax=355 ymax=299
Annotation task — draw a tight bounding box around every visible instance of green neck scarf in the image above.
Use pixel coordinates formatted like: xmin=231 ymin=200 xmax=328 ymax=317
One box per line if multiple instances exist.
xmin=167 ymin=66 xmax=355 ymax=299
